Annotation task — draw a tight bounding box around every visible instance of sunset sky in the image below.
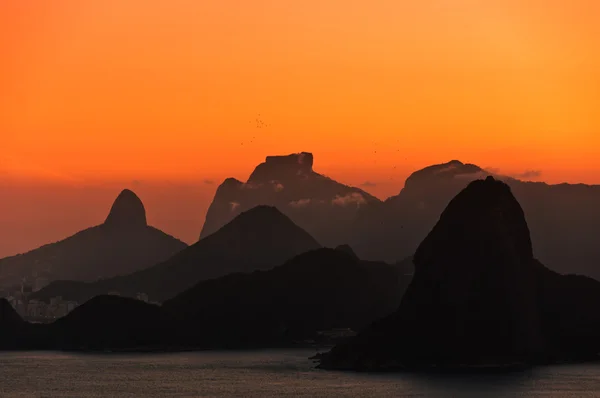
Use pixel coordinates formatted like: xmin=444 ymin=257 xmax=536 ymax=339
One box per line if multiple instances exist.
xmin=1 ymin=1 xmax=599 ymax=257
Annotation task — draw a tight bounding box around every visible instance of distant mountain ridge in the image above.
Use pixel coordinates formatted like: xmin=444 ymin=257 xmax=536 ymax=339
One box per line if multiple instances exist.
xmin=202 ymin=155 xmax=600 ymax=280
xmin=349 ymin=160 xmax=600 ymax=279
xmin=0 ymin=189 xmax=187 ymax=287
xmin=32 ymin=205 xmax=321 ymax=303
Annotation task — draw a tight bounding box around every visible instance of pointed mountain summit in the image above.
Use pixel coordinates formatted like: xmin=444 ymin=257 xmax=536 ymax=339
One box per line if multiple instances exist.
xmin=0 ymin=190 xmax=187 ymax=285
xmin=201 ymin=152 xmax=380 ymax=247
xmin=104 ymin=189 xmax=147 ymax=228
xmin=320 ymin=177 xmax=600 ymax=371
xmin=32 ymin=205 xmax=322 ymax=304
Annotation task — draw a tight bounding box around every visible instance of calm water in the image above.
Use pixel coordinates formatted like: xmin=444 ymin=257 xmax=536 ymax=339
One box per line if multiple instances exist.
xmin=1 ymin=350 xmax=600 ymax=397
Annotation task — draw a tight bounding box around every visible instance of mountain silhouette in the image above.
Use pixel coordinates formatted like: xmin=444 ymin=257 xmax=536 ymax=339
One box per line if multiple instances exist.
xmin=319 ymin=177 xmax=600 ymax=371
xmin=104 ymin=189 xmax=148 ymax=228
xmin=350 ymin=160 xmax=600 ymax=280
xmin=161 ymin=247 xmax=410 ymax=348
xmin=0 ymin=298 xmax=29 ymax=349
xmin=200 ymin=152 xmax=380 ymax=247
xmin=12 ymin=248 xmax=411 ymax=351
xmin=0 ymin=298 xmax=23 ymax=327
xmin=47 ymin=295 xmax=169 ymax=350
xmin=32 ymin=205 xmax=321 ymax=303
xmin=0 ymin=190 xmax=187 ymax=286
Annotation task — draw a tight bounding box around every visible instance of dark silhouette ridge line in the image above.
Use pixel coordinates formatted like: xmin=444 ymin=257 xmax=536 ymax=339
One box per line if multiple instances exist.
xmin=30 ymin=205 xmax=322 ymax=304
xmin=318 ymin=176 xmax=600 ymax=372
xmin=0 ymin=189 xmax=187 ymax=288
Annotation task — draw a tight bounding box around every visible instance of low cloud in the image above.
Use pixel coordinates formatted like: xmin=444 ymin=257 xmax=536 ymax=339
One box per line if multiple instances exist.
xmin=203 ymin=179 xmax=215 ymax=185
xmin=481 ymin=167 xmax=542 ymax=181
xmin=270 ymin=180 xmax=284 ymax=192
xmin=434 ymin=164 xmax=458 ymax=174
xmin=229 ymin=202 xmax=240 ymax=212
xmin=513 ymin=170 xmax=542 ymax=180
xmin=454 ymin=171 xmax=490 ymax=180
xmin=332 ymin=193 xmax=367 ymax=207
xmin=240 ymin=182 xmax=260 ymax=190
xmin=289 ymin=198 xmax=311 ymax=208
xmin=361 ymin=181 xmax=377 ymax=188
xmin=483 ymin=167 xmax=501 ymax=175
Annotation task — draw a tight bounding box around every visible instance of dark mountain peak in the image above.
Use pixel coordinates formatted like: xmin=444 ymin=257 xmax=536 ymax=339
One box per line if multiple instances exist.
xmin=0 ymin=298 xmax=23 ymax=326
xmin=222 ymin=177 xmax=243 ymax=187
xmin=335 ymin=244 xmax=358 ymax=259
xmin=59 ymin=295 xmax=160 ymax=326
xmin=248 ymin=152 xmax=314 ymax=183
xmin=204 ymin=204 xmax=320 ymax=248
xmin=104 ymin=189 xmax=147 ymax=229
xmin=319 ymin=176 xmax=547 ymax=370
xmin=414 ymin=176 xmax=533 ymax=270
xmin=404 ymin=160 xmax=485 ymax=189
xmin=230 ymin=204 xmax=287 ymax=224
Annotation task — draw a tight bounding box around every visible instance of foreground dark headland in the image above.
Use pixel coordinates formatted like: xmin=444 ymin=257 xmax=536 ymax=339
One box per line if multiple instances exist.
xmin=318 ymin=177 xmax=600 ymax=371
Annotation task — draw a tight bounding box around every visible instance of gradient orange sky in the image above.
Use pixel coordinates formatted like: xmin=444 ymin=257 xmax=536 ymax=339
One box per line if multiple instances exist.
xmin=1 ymin=1 xmax=599 ymax=257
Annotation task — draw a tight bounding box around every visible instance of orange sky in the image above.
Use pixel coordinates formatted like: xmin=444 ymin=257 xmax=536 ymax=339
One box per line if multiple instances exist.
xmin=1 ymin=1 xmax=599 ymax=257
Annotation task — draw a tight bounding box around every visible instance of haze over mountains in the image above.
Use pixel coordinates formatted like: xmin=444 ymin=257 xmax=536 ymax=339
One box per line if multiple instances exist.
xmin=203 ymin=153 xmax=600 ymax=281
xmin=3 ymin=152 xmax=599 ymax=308
xmin=0 ymin=190 xmax=186 ymax=288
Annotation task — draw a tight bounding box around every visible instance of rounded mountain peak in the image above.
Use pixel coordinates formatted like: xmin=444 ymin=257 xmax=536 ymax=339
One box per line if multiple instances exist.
xmin=104 ymin=189 xmax=147 ymax=228
xmin=414 ymin=176 xmax=533 ymax=270
xmin=404 ymin=160 xmax=484 ymax=189
xmin=335 ymin=244 xmax=359 ymax=259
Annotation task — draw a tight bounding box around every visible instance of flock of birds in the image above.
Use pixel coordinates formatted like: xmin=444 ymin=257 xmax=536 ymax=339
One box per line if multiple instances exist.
xmin=240 ymin=117 xmax=407 ymax=186
xmin=241 ymin=114 xmax=270 ymax=146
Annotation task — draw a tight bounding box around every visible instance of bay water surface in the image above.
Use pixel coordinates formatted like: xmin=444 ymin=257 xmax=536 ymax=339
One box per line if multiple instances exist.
xmin=1 ymin=350 xmax=600 ymax=397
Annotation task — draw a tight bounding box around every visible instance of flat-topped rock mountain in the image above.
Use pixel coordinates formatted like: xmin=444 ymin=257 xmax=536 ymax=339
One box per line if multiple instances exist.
xmin=201 ymin=156 xmax=600 ymax=280
xmin=319 ymin=177 xmax=600 ymax=371
xmin=0 ymin=190 xmax=187 ymax=286
xmin=32 ymin=205 xmax=322 ymax=304
xmin=350 ymin=160 xmax=600 ymax=280
xmin=200 ymin=152 xmax=380 ymax=247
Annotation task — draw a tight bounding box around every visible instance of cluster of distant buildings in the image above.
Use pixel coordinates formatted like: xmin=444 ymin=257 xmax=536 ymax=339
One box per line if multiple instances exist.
xmin=0 ymin=278 xmax=78 ymax=323
xmin=0 ymin=280 xmax=157 ymax=323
